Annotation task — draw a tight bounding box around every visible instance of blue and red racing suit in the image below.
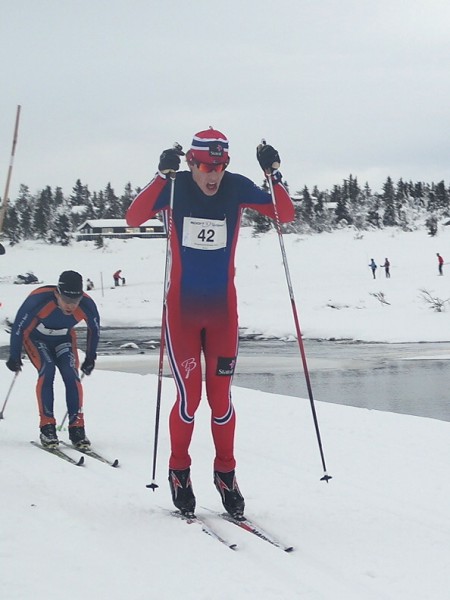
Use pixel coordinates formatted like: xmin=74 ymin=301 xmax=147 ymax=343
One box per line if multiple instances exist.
xmin=127 ymin=170 xmax=294 ymax=472
xmin=9 ymin=286 xmax=100 ymax=428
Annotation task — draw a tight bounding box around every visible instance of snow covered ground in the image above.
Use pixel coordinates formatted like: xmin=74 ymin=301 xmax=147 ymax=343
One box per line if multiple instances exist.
xmin=2 ymin=225 xmax=450 ymax=346
xmin=1 ymin=226 xmax=450 ymax=599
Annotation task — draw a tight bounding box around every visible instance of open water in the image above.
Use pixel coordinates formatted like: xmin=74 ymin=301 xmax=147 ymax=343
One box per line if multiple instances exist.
xmin=2 ymin=326 xmax=449 ymax=421
xmin=84 ymin=328 xmax=450 ymax=423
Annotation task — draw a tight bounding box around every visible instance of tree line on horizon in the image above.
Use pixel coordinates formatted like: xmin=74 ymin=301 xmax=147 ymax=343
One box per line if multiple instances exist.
xmin=1 ymin=175 xmax=449 ymax=245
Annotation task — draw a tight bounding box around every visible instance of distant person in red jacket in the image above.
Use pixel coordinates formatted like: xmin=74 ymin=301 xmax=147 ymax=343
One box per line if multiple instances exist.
xmin=113 ymin=269 xmax=122 ymax=286
xmin=382 ymin=258 xmax=391 ymax=278
xmin=437 ymin=253 xmax=444 ymax=275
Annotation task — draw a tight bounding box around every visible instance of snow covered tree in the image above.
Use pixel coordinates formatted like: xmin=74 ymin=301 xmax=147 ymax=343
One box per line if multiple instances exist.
xmin=101 ymin=183 xmax=122 ymax=219
xmin=333 ymin=185 xmax=352 ymax=226
xmin=299 ymin=186 xmax=314 ymax=227
xmin=434 ymin=181 xmax=449 ymax=214
xmin=69 ymin=180 xmax=92 ymax=229
xmin=4 ymin=205 xmax=21 ymax=244
xmin=15 ymin=184 xmax=34 ymax=239
xmin=120 ymin=182 xmax=135 ymax=215
xmin=70 ymin=179 xmax=90 ymax=207
xmin=367 ymin=193 xmax=382 ymax=228
xmin=312 ymin=186 xmax=330 ymax=232
xmin=33 ymin=186 xmax=54 ymax=240
xmin=49 ymin=213 xmax=72 ymax=245
xmin=382 ymin=177 xmax=396 ymax=227
xmin=425 ymin=215 xmax=438 ymax=236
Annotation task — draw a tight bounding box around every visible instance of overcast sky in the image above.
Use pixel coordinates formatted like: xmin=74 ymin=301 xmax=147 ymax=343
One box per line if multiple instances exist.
xmin=1 ymin=0 xmax=450 ymax=200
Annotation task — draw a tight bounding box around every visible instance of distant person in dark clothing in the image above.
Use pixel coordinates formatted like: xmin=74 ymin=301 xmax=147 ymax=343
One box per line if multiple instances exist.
xmin=382 ymin=258 xmax=391 ymax=278
xmin=437 ymin=253 xmax=444 ymax=275
xmin=86 ymin=278 xmax=94 ymax=290
xmin=369 ymin=259 xmax=377 ymax=279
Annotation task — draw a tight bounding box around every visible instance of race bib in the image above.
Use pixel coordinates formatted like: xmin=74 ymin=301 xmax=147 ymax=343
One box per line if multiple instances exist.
xmin=182 ymin=217 xmax=227 ymax=250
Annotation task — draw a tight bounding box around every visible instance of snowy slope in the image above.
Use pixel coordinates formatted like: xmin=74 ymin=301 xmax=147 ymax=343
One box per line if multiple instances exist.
xmin=2 ymin=227 xmax=450 ymax=598
xmin=1 ymin=366 xmax=449 ymax=600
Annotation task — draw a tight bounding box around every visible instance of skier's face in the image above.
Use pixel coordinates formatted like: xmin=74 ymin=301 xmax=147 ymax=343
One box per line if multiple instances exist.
xmin=55 ymin=292 xmax=81 ymax=315
xmin=190 ymin=161 xmax=226 ymax=196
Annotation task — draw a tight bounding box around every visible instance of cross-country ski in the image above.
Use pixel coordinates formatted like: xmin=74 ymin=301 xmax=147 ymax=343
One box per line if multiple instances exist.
xmin=30 ymin=441 xmax=84 ymax=466
xmin=61 ymin=441 xmax=119 ymax=467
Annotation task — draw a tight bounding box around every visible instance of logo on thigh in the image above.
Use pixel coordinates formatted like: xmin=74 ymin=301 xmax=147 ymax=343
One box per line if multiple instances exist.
xmin=181 ymin=357 xmax=197 ymax=379
xmin=216 ymin=356 xmax=236 ymax=376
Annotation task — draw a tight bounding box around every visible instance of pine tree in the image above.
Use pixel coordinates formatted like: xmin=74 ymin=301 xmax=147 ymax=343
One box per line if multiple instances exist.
xmin=367 ymin=194 xmax=381 ymax=228
xmin=344 ymin=175 xmax=364 ymax=229
xmin=70 ymin=179 xmax=90 ymax=207
xmin=299 ymin=186 xmax=314 ymax=226
xmin=312 ymin=186 xmax=328 ymax=232
xmin=333 ymin=185 xmax=352 ymax=225
xmin=50 ymin=213 xmax=72 ymax=245
xmin=382 ymin=177 xmax=396 ymax=226
xmin=100 ymin=183 xmax=121 ymax=218
xmin=4 ymin=205 xmax=21 ymax=244
xmin=120 ymin=182 xmax=135 ymax=215
xmin=69 ymin=180 xmax=92 ymax=229
xmin=427 ymin=190 xmax=438 ymax=214
xmin=434 ymin=181 xmax=449 ymax=214
xmin=33 ymin=186 xmax=54 ymax=240
xmin=95 ymin=190 xmax=106 ymax=218
xmin=15 ymin=184 xmax=34 ymax=239
xmin=394 ymin=178 xmax=409 ymax=227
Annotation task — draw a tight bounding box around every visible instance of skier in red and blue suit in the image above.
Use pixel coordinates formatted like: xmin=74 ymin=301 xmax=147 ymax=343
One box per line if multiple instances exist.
xmin=126 ymin=128 xmax=295 ymax=518
xmin=6 ymin=270 xmax=100 ymax=448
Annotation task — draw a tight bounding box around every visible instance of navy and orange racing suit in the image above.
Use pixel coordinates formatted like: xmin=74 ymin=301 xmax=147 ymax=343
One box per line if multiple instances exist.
xmin=127 ymin=170 xmax=295 ymax=472
xmin=9 ymin=286 xmax=100 ymax=428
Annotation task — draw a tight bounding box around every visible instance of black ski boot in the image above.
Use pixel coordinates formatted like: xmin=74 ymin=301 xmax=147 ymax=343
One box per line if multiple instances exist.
xmin=214 ymin=470 xmax=245 ymax=519
xmin=169 ymin=468 xmax=196 ymax=516
xmin=69 ymin=426 xmax=91 ymax=449
xmin=40 ymin=424 xmax=59 ymax=448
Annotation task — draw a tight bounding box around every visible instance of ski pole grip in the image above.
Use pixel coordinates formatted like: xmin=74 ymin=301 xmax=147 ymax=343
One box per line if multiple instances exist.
xmin=172 ymin=142 xmax=184 ymax=155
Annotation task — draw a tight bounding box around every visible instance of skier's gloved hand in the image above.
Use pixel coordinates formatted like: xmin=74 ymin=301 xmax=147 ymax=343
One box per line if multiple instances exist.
xmin=256 ymin=142 xmax=280 ymax=173
xmin=158 ymin=145 xmax=185 ymax=175
xmin=6 ymin=357 xmax=23 ymax=372
xmin=81 ymin=358 xmax=95 ymax=376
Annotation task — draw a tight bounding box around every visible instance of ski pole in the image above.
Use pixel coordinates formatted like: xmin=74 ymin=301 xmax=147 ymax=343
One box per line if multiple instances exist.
xmin=0 ymin=371 xmax=20 ymax=420
xmin=57 ymin=373 xmax=85 ymax=431
xmin=147 ymin=145 xmax=182 ymax=491
xmin=262 ymin=141 xmax=332 ymax=482
xmin=57 ymin=410 xmax=69 ymax=431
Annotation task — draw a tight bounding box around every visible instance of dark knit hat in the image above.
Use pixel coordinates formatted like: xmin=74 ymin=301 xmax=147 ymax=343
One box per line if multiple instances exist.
xmin=57 ymin=270 xmax=83 ymax=302
xmin=188 ymin=127 xmax=229 ymax=165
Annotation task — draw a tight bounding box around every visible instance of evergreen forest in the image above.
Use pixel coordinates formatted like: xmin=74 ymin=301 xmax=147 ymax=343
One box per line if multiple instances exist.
xmin=1 ymin=174 xmax=449 ymax=245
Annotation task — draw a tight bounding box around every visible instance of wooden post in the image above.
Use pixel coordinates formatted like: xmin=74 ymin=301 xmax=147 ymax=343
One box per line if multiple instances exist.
xmin=0 ymin=105 xmax=22 ymax=235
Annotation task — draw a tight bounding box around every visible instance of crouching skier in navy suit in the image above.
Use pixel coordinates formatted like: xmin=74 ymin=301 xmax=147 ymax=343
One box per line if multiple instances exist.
xmin=6 ymin=270 xmax=100 ymax=449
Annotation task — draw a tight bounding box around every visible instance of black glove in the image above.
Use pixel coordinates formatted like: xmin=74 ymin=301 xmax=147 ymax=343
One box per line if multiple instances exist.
xmin=257 ymin=142 xmax=281 ymax=173
xmin=81 ymin=358 xmax=95 ymax=376
xmin=158 ymin=145 xmax=185 ymax=174
xmin=6 ymin=357 xmax=23 ymax=372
